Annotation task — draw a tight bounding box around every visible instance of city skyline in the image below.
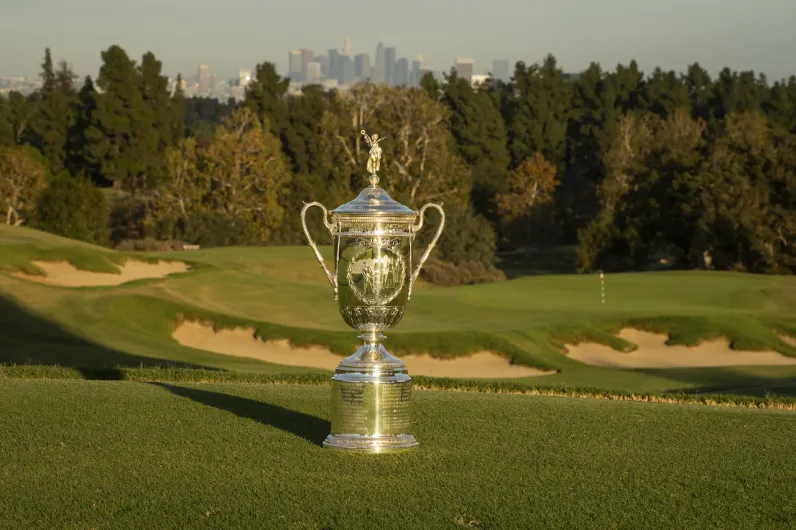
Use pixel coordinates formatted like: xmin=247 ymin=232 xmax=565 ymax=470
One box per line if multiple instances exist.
xmin=1 ymin=0 xmax=795 ymax=83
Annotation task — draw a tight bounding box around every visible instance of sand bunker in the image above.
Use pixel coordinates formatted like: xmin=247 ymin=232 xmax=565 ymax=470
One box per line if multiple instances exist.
xmin=566 ymin=328 xmax=796 ymax=369
xmin=172 ymin=321 xmax=554 ymax=379
xmin=779 ymin=333 xmax=796 ymax=349
xmin=13 ymin=259 xmax=189 ymax=287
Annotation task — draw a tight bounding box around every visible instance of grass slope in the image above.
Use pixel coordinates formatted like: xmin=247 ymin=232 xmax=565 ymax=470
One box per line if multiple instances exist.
xmin=1 ymin=225 xmax=796 ymax=396
xmin=1 ymin=380 xmax=794 ymax=529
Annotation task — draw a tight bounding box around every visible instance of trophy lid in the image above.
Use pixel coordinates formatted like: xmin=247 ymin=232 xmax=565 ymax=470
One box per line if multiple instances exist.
xmin=331 ymin=175 xmax=416 ymax=217
xmin=331 ymin=129 xmax=417 ymax=218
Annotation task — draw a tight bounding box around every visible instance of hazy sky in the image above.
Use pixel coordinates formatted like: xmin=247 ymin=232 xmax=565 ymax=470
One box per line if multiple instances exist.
xmin=1 ymin=0 xmax=794 ymax=82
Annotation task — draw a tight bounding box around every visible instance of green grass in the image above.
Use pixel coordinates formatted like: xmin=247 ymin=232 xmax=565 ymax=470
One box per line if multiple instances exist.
xmin=3 ymin=364 xmax=795 ymax=409
xmin=1 ymin=224 xmax=796 ymax=397
xmin=1 ymin=379 xmax=794 ymax=529
xmin=0 ymin=225 xmax=188 ymax=276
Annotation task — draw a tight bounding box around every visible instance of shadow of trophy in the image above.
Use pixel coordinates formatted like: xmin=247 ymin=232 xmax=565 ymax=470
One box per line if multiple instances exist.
xmin=300 ymin=129 xmax=445 ymax=453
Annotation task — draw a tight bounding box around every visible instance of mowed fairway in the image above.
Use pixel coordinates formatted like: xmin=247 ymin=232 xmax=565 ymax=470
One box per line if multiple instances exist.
xmin=2 ymin=224 xmax=796 ymax=396
xmin=1 ymin=380 xmax=794 ymax=529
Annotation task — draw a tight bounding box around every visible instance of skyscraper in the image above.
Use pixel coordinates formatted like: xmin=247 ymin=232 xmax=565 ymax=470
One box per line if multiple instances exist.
xmin=355 ymin=53 xmax=371 ymax=79
xmin=306 ymin=62 xmax=322 ymax=84
xmin=300 ymin=49 xmax=314 ymax=82
xmin=411 ymin=55 xmax=423 ymax=86
xmin=394 ymin=58 xmax=409 ymax=86
xmin=384 ymin=47 xmax=396 ymax=85
xmin=454 ymin=58 xmax=475 ymax=82
xmin=315 ymin=54 xmax=330 ymax=78
xmin=492 ymin=59 xmax=510 ymax=84
xmin=328 ymin=49 xmax=340 ymax=83
xmin=339 ymin=55 xmax=355 ymax=84
xmin=374 ymin=42 xmax=385 ymax=83
xmin=288 ymin=50 xmax=303 ymax=81
xmin=198 ymin=65 xmax=210 ymax=93
xmin=343 ymin=37 xmax=352 ymax=57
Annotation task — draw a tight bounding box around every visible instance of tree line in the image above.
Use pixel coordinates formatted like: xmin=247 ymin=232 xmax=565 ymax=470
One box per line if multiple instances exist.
xmin=1 ymin=46 xmax=794 ymax=281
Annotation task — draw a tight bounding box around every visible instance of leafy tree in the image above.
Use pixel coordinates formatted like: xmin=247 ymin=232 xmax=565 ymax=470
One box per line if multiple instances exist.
xmin=686 ymin=112 xmax=795 ymax=272
xmin=0 ymin=96 xmax=14 ymax=146
xmin=577 ymin=109 xmax=707 ymax=271
xmin=415 ymin=201 xmax=504 ymax=285
xmin=151 ymin=107 xmax=291 ymax=244
xmin=0 ymin=146 xmax=47 ymax=226
xmin=32 ymin=172 xmax=108 ymax=244
xmin=7 ymin=92 xmax=32 ymax=144
xmin=319 ymin=83 xmax=470 ymax=208
xmin=497 ymin=152 xmax=559 ymax=244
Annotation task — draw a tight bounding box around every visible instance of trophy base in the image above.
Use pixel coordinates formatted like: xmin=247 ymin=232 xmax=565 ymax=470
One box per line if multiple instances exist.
xmin=323 ymin=433 xmax=418 ymax=453
xmin=325 ymin=332 xmax=419 ymax=453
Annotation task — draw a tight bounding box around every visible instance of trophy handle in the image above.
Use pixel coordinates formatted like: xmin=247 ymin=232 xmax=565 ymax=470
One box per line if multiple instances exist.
xmin=409 ymin=203 xmax=445 ymax=301
xmin=301 ymin=201 xmax=338 ymax=299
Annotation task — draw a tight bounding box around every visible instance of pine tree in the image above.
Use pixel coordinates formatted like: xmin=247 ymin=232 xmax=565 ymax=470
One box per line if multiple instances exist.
xmin=285 ymin=84 xmax=327 ymax=175
xmin=137 ymin=51 xmax=173 ymax=188
xmin=28 ymin=49 xmax=78 ymax=174
xmin=244 ymin=61 xmax=290 ymax=138
xmin=683 ymin=63 xmax=712 ymax=122
xmin=764 ymin=81 xmax=795 ymax=133
xmin=440 ymin=69 xmax=510 ymax=220
xmin=560 ymin=62 xmax=617 ymax=240
xmin=67 ymin=76 xmax=98 ymax=178
xmin=643 ymin=67 xmax=690 ymax=118
xmin=419 ymin=72 xmax=440 ymax=100
xmin=504 ymin=55 xmax=571 ymax=168
xmin=171 ymin=73 xmax=186 ymax=139
xmin=81 ymin=45 xmax=150 ymax=191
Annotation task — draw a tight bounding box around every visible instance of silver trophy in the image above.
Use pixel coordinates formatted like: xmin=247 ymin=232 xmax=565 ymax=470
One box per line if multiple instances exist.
xmin=301 ymin=130 xmax=445 ymax=452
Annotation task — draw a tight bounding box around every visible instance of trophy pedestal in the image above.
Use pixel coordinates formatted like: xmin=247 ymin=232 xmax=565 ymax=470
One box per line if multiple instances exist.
xmin=323 ymin=334 xmax=419 ymax=453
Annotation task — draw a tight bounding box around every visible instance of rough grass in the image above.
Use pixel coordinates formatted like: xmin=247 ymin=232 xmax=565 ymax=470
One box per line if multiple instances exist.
xmin=0 ymin=380 xmax=794 ymax=528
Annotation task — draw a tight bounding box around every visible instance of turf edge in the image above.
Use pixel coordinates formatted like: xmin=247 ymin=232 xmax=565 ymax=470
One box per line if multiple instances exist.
xmin=2 ymin=364 xmax=794 ymax=410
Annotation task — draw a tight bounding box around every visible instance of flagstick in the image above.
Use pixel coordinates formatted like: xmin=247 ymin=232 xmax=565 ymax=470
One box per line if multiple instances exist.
xmin=600 ymin=271 xmax=605 ymax=305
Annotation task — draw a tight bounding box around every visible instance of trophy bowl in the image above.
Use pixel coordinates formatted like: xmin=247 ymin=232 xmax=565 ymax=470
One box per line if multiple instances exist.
xmin=301 ymin=150 xmax=444 ymax=453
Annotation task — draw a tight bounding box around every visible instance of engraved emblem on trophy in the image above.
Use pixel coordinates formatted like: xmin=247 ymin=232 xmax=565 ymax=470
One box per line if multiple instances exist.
xmin=300 ymin=129 xmax=445 ymax=452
